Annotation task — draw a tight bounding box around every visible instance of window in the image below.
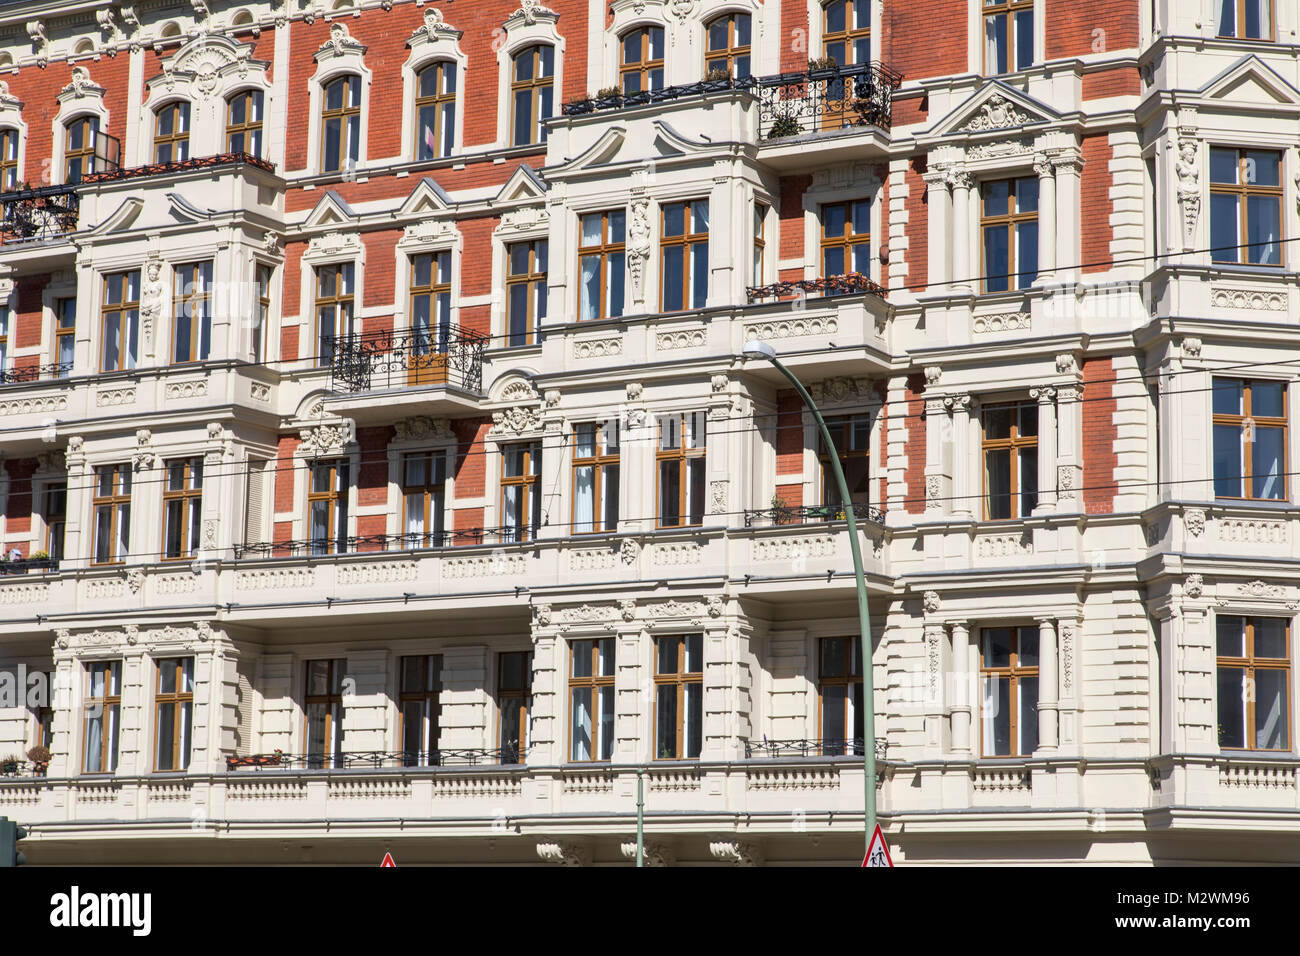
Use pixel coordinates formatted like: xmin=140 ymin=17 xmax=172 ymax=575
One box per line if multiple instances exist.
xmin=162 ymin=457 xmax=203 ymax=560
xmin=154 ymin=101 xmax=190 ymax=163
xmin=399 ymin=654 xmax=443 ymax=766
xmin=1210 ymin=148 xmax=1282 ymax=266
xmin=979 ymin=626 xmax=1038 ymax=757
xmin=621 ymin=26 xmax=665 ymax=94
xmin=30 ymin=671 xmax=53 ymax=753
xmin=253 ymin=264 xmax=271 ymax=364
xmin=573 ymin=422 xmax=619 ymax=533
xmin=315 ymin=262 xmax=355 ymax=366
xmin=661 ymin=199 xmax=709 ymax=312
xmin=416 ymin=62 xmax=456 ymax=160
xmin=579 ymin=210 xmax=625 ymax=321
xmin=402 ymin=451 xmax=446 ymax=546
xmin=657 ymin=412 xmax=706 ymax=528
xmin=819 ymin=637 xmax=864 ymax=755
xmin=821 ymin=199 xmax=871 ymax=278
xmin=501 ymin=441 xmax=541 ymax=543
xmin=154 ymin=658 xmax=194 ymax=772
xmin=1212 ymin=378 xmax=1285 ymax=501
xmin=304 ymin=658 xmax=346 ymax=769
xmin=654 ymin=634 xmax=703 ymax=760
xmin=409 ymin=251 xmax=451 ymax=385
xmin=982 ymin=176 xmax=1039 ymax=291
xmin=983 ymin=0 xmax=1034 ymax=74
xmin=172 ymin=261 xmax=212 ymax=364
xmin=101 ymin=270 xmax=140 ymax=372
xmin=820 ymin=415 xmax=872 ymax=515
xmin=983 ymin=402 xmax=1038 ymax=519
xmin=308 ymin=459 xmax=350 ymax=555
xmin=1217 ymin=616 xmax=1289 ymax=751
xmin=1218 ymin=0 xmax=1273 ymax=40
xmin=506 ymin=239 xmax=547 ymax=346
xmin=706 ymin=13 xmax=751 ymax=78
xmin=83 ymin=660 xmax=122 ymax=774
xmin=822 ymin=0 xmax=871 ymax=66
xmin=65 ymin=116 xmax=100 ymax=183
xmin=570 ymin=638 xmax=615 ymax=762
xmin=753 ymin=204 xmax=767 ymax=286
xmin=55 ymin=298 xmax=75 ymax=376
xmin=93 ymin=464 xmax=131 ymax=565
xmin=0 ymin=127 xmax=17 ymax=190
xmin=498 ymin=650 xmax=532 ymax=763
xmin=321 ymin=74 xmax=361 ymax=173
xmin=0 ymin=304 xmax=7 ymax=372
xmin=226 ymin=89 xmax=264 ymax=156
xmin=511 ymin=45 xmax=554 ymax=146
xmin=44 ymin=481 xmax=66 ymax=564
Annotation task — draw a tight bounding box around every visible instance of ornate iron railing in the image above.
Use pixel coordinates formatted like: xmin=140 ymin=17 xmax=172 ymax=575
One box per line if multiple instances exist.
xmin=757 ymin=61 xmax=902 ymax=138
xmin=80 ymin=150 xmax=274 ymax=184
xmin=232 ymin=527 xmax=536 ymax=559
xmin=225 ymin=748 xmax=527 ymax=771
xmin=746 ymin=273 xmax=887 ymax=303
xmin=744 ymin=503 xmax=885 ymax=527
xmin=563 ymin=75 xmax=761 ymax=115
xmin=0 ymin=183 xmax=81 ymax=242
xmin=0 ymin=557 xmax=59 ymax=576
xmin=745 ymin=737 xmax=888 ymax=759
xmin=0 ymin=362 xmax=73 ymax=384
xmin=323 ymin=325 xmax=488 ymax=394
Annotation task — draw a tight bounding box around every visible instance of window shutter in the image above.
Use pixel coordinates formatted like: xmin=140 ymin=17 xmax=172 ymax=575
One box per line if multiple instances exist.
xmin=244 ymin=458 xmax=266 ymax=545
xmin=235 ymin=670 xmax=254 ymax=756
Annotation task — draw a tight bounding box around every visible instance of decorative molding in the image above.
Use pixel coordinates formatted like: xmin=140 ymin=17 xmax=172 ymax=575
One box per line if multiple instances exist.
xmin=0 ymin=583 xmax=50 ymax=605
xmin=393 ymin=416 xmax=453 ymax=443
xmin=132 ymin=429 xmax=158 ymax=470
xmin=96 ymin=387 xmax=136 ymax=408
xmin=558 ymin=604 xmax=618 ymax=623
xmin=922 ymin=590 xmax=940 ymax=614
xmin=743 ymin=317 xmax=837 ymax=341
xmin=1237 ymin=580 xmax=1283 ymax=600
xmin=299 ymin=421 xmax=354 ymax=457
xmin=647 ymin=599 xmax=708 ymax=619
xmin=536 ymin=841 xmax=590 ymax=866
xmin=1060 ymin=623 xmax=1074 ymax=693
xmin=490 ymin=406 xmax=542 ymax=436
xmin=627 ymin=197 xmax=651 ymax=301
xmin=959 ymin=94 xmax=1033 ymax=132
xmin=338 ymin=561 xmax=418 ymax=586
xmin=656 ymin=328 xmax=706 ymax=350
xmin=753 ymin=536 xmax=836 ymax=562
xmin=708 ymin=840 xmax=762 ymax=866
xmin=444 ymin=553 xmax=527 ymax=579
xmin=619 ymin=538 xmax=641 ymax=565
xmin=568 ymin=549 xmax=616 ymax=572
xmin=0 ymin=395 xmax=67 ymax=416
xmin=1057 ymin=465 xmax=1076 ymax=499
xmin=1210 ymin=287 xmax=1286 ymax=312
xmin=317 ymin=21 xmax=367 ymax=59
xmin=1175 ymin=136 xmax=1200 ymax=246
xmin=1184 ymin=574 xmax=1204 ymax=599
xmin=572 ymin=337 xmax=623 ymax=360
xmin=1217 ymin=517 xmax=1286 ymax=544
xmin=650 ymin=542 xmax=702 ymax=565
xmin=165 ymin=379 xmax=208 ymax=400
xmin=709 ymin=480 xmax=728 ymax=515
xmin=236 ymin=568 xmax=315 ymax=590
xmin=618 ymin=841 xmax=673 ymax=866
xmin=976 ymin=532 xmax=1033 ymax=558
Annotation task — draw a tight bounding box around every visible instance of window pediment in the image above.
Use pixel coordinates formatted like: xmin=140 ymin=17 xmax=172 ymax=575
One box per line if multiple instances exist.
xmin=928 ymin=83 xmax=1056 ymax=141
xmin=505 ymin=1 xmax=559 ymax=29
xmin=1197 ymin=55 xmax=1300 ymax=107
xmin=316 ymin=22 xmax=368 ymax=62
xmin=58 ymin=67 xmax=106 ymax=107
xmin=408 ymin=7 xmax=463 ymax=49
xmin=152 ymin=33 xmax=264 ymax=99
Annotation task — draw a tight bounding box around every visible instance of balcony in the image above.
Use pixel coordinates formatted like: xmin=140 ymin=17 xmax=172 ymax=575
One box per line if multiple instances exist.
xmin=0 ymin=556 xmax=59 ymax=576
xmin=0 ymin=183 xmax=81 ymax=243
xmin=232 ymin=528 xmax=528 ymax=559
xmin=746 ymin=273 xmax=887 ymax=304
xmin=225 ymin=748 xmax=526 ymax=771
xmin=79 ymin=150 xmax=273 ymax=185
xmin=0 ymin=362 xmax=73 ymax=385
xmin=743 ymin=502 xmax=886 ymax=528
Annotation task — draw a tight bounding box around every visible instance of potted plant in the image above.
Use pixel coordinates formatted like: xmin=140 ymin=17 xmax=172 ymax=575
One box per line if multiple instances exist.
xmin=1 ymin=755 xmax=23 ymax=775
xmin=807 ymin=56 xmax=840 ymax=78
xmin=592 ymin=86 xmax=622 ymax=109
xmin=562 ymin=94 xmax=593 ymax=115
xmin=27 ymin=745 xmax=49 ymax=775
xmin=767 ymin=112 xmax=802 ymax=139
xmin=702 ymin=66 xmax=731 ymax=91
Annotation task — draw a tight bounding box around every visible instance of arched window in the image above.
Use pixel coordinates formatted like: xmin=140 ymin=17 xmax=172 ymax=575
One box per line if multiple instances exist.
xmin=64 ymin=116 xmax=100 ymax=184
xmin=0 ymin=128 xmax=18 ymax=190
xmin=511 ymin=45 xmax=554 ymax=147
xmin=321 ymin=74 xmax=361 ymax=173
xmin=154 ymin=101 xmax=190 ymax=163
xmin=226 ymin=89 xmax=264 ymax=157
xmin=620 ymin=27 xmax=664 ymax=95
xmin=822 ymin=0 xmax=870 ymax=67
xmin=415 ymin=62 xmax=456 ymax=160
xmin=705 ymin=13 xmax=751 ymax=78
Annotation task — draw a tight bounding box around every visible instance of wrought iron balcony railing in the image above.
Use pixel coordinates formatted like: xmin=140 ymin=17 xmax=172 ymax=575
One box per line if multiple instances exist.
xmin=79 ymin=150 xmax=274 ymax=185
xmin=323 ymin=325 xmax=488 ymax=394
xmin=746 ymin=273 xmax=887 ymax=303
xmin=232 ymin=527 xmax=537 ymax=559
xmin=0 ymin=557 xmax=59 ymax=575
xmin=0 ymin=183 xmax=81 ymax=242
xmin=225 ymin=748 xmax=527 ymax=771
xmin=744 ymin=737 xmax=888 ymax=759
xmin=743 ymin=503 xmax=885 ymax=528
xmin=0 ymin=362 xmax=73 ymax=385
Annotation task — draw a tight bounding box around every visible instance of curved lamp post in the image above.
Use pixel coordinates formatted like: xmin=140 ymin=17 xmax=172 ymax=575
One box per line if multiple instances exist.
xmin=742 ymin=339 xmax=878 ymax=854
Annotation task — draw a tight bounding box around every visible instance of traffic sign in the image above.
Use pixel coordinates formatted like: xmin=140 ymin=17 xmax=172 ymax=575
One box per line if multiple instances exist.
xmin=380 ymin=851 xmax=397 ymax=868
xmin=862 ymin=824 xmax=892 ymax=867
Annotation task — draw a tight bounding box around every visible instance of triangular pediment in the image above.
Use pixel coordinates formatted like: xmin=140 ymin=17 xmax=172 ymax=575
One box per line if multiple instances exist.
xmin=493 ymin=165 xmax=546 ymax=204
xmin=303 ymin=190 xmax=358 ymax=229
xmin=398 ymin=177 xmax=454 ymax=217
xmin=929 ymin=81 xmax=1056 ymax=138
xmin=1199 ymin=55 xmax=1300 ymax=106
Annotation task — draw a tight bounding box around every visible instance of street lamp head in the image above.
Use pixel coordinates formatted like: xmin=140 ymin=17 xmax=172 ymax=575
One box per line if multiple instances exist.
xmin=742 ymin=339 xmax=776 ymax=361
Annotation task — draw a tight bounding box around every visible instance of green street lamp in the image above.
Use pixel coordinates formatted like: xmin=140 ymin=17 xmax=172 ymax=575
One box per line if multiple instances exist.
xmin=742 ymin=339 xmax=878 ymax=855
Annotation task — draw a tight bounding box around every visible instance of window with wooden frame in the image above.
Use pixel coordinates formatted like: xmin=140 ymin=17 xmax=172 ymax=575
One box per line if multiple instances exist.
xmin=162 ymin=457 xmax=203 ymax=560
xmin=819 ymin=415 xmax=872 ymax=516
xmin=1212 ymin=378 xmax=1286 ymax=501
xmin=981 ymin=176 xmax=1039 ymax=292
xmin=982 ymin=401 xmax=1038 ymax=519
xmin=172 ymin=261 xmax=213 ymax=364
xmin=154 ymin=100 xmax=191 ymax=163
xmin=501 ymin=441 xmax=541 ymax=543
xmin=321 ymin=73 xmax=361 ymax=173
xmin=226 ymin=88 xmax=264 ymax=156
xmin=1217 ymin=615 xmax=1290 ymax=751
xmin=0 ymin=127 xmax=17 ymax=190
xmin=1218 ymin=0 xmax=1273 ymax=40
xmin=654 ymin=634 xmax=703 ymax=760
xmin=253 ymin=264 xmax=271 ymax=364
xmin=620 ymin=26 xmax=665 ymax=94
xmin=573 ymin=421 xmax=619 ymax=534
xmin=315 ymin=262 xmax=354 ymax=366
xmin=399 ymin=654 xmax=443 ymax=766
xmin=101 ymin=270 xmax=140 ymax=372
xmin=753 ymin=204 xmax=767 ymax=286
xmin=1210 ymin=148 xmax=1283 ymax=266
xmin=93 ymin=464 xmax=131 ymax=565
xmin=822 ymin=0 xmax=871 ymax=66
xmin=44 ymin=481 xmax=67 ymax=564
xmin=821 ymin=199 xmax=871 ymax=279
xmin=983 ymin=0 xmax=1034 ymax=74
xmin=569 ymin=638 xmax=615 ymax=762
xmin=154 ymin=657 xmax=194 ymax=772
xmin=661 ymin=199 xmax=709 ymax=312
xmin=55 ymin=297 xmax=76 ymax=376
xmin=304 ymin=658 xmax=346 ymax=769
xmin=409 ymin=251 xmax=452 ymax=385
xmin=82 ymin=660 xmax=122 ymax=774
xmin=657 ymin=412 xmax=706 ymax=528
xmin=64 ymin=115 xmax=100 ymax=184
xmin=498 ymin=650 xmax=532 ymax=763
xmin=416 ymin=61 xmax=457 ymax=160
xmin=401 ymin=451 xmax=446 ymax=547
xmin=506 ymin=239 xmax=548 ymax=347
xmin=578 ymin=209 xmax=626 ymax=321
xmin=979 ymin=626 xmax=1039 ymax=757
xmin=706 ymin=12 xmax=752 ymax=78
xmin=818 ymin=636 xmax=864 ymax=756
xmin=511 ymin=45 xmax=555 ymax=146
xmin=308 ymin=458 xmax=350 ymax=556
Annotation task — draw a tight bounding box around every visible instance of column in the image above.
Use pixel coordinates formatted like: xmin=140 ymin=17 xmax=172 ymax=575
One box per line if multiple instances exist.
xmin=923 ymin=167 xmax=952 ymax=288
xmin=924 ymin=397 xmax=949 ymax=515
xmin=950 ymin=622 xmax=972 ymax=755
xmin=1030 ymin=386 xmax=1057 ymax=513
xmin=947 ymin=394 xmax=972 ymax=517
xmin=63 ymin=437 xmax=89 ymax=568
xmin=1036 ymin=618 xmax=1058 ymax=754
xmin=1052 ymin=152 xmax=1083 ymax=287
xmin=948 ymin=168 xmax=973 ymax=292
xmin=923 ymin=621 xmax=947 ymax=756
xmin=1055 ymin=383 xmax=1083 ymax=512
xmin=1033 ymin=155 xmax=1057 ymax=286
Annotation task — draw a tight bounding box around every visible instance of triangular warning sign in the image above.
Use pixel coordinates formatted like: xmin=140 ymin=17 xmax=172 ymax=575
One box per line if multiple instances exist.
xmin=380 ymin=851 xmax=397 ymax=868
xmin=862 ymin=824 xmax=893 ymax=867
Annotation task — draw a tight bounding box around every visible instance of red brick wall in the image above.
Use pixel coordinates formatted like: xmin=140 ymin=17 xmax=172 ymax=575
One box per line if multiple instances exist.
xmin=274 ymin=436 xmax=300 ymax=514
xmin=893 ymin=92 xmax=928 ymax=129
xmin=886 ymin=3 xmax=967 ymax=80
xmin=775 ymin=389 xmax=803 ymax=507
xmin=1082 ymin=67 xmax=1141 ymax=99
xmin=356 ymin=425 xmax=394 ymax=508
xmin=14 ymin=276 xmax=47 ymax=349
xmin=904 ymin=373 xmax=926 ymax=515
xmin=780 ymin=0 xmax=810 ymax=73
xmin=1080 ymin=135 xmax=1113 ymax=274
xmin=778 ymin=174 xmax=811 ymax=276
xmin=904 ymin=156 xmax=928 ymax=293
xmin=453 ymin=418 xmax=489 ymax=501
xmin=1082 ymin=356 xmax=1117 ymax=514
xmin=4 ymin=457 xmax=36 ymax=549
xmin=1045 ymin=0 xmax=1140 ymax=59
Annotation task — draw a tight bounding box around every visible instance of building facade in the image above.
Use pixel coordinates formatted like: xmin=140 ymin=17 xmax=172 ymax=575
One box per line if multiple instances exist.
xmin=0 ymin=0 xmax=1297 ymax=865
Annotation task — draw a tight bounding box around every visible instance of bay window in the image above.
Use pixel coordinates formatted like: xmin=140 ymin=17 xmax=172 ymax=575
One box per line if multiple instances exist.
xmin=93 ymin=464 xmax=131 ymax=565
xmin=501 ymin=441 xmax=541 ymax=542
xmin=819 ymin=637 xmax=864 ymax=756
xmin=400 ymin=654 xmax=443 ymax=766
xmin=83 ymin=660 xmax=122 ymax=774
xmin=820 ymin=415 xmax=872 ymax=516
xmin=154 ymin=658 xmax=194 ymax=772
xmin=162 ymin=457 xmax=203 ymax=560
xmin=706 ymin=12 xmax=751 ymax=78
xmin=172 ymin=261 xmax=212 ymax=364
xmin=498 ymin=650 xmax=532 ymax=763
xmin=620 ymin=27 xmax=665 ymax=95
xmin=101 ymin=270 xmax=140 ymax=372
xmin=1218 ymin=0 xmax=1273 ymax=40
xmin=154 ymin=100 xmax=191 ymax=163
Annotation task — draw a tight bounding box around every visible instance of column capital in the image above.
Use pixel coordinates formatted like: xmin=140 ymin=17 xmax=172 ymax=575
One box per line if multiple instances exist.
xmin=1033 ymin=153 xmax=1055 ymax=179
xmin=1028 ymin=384 xmax=1057 ymax=402
xmin=946 ymin=166 xmax=973 ymax=190
xmin=1056 ymin=382 xmax=1083 ymax=402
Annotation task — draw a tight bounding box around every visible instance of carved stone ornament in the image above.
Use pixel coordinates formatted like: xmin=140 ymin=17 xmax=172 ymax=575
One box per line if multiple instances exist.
xmin=536 ymin=842 xmax=590 ymax=866
xmin=140 ymin=258 xmax=164 ymax=351
xmin=707 ymin=595 xmax=724 ymax=618
xmin=960 ymin=94 xmax=1032 ymax=132
xmin=133 ymin=429 xmax=158 ymax=470
xmin=708 ymin=840 xmax=762 ymax=866
xmin=619 ymin=841 xmax=673 ymax=866
xmin=1184 ymin=574 xmax=1204 ymax=599
xmin=412 ymin=7 xmax=459 ymax=43
xmin=619 ymin=538 xmax=641 ymax=565
xmin=533 ymin=603 xmax=552 ymax=626
xmin=394 ymin=416 xmax=453 ymax=442
xmin=492 ymin=406 xmax=541 ymax=436
xmin=511 ymin=0 xmax=557 ymax=25
xmin=1175 ymin=137 xmax=1201 ymax=245
xmin=63 ymin=67 xmax=101 ymax=99
xmin=1184 ymin=508 xmax=1206 ymax=538
xmin=299 ymin=421 xmax=353 ymax=456
xmin=320 ymin=22 xmax=366 ymax=58
xmin=627 ymin=198 xmax=651 ymax=300
xmin=922 ymin=590 xmax=941 ymax=614
xmin=619 ymin=599 xmax=637 ymax=622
